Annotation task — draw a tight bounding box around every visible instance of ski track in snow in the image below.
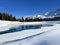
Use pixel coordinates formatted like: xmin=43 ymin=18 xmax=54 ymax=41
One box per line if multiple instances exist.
xmin=2 ymin=29 xmax=53 ymax=43
xmin=1 ymin=24 xmax=60 ymax=45
xmin=0 ymin=29 xmax=54 ymax=45
xmin=0 ymin=21 xmax=60 ymax=45
xmin=1 ymin=28 xmax=60 ymax=45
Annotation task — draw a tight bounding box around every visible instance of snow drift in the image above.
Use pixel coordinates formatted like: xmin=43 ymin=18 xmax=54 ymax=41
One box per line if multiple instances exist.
xmin=0 ymin=21 xmax=60 ymax=45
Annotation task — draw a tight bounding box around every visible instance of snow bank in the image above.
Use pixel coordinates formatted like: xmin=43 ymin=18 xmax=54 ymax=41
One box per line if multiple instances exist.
xmin=19 ymin=21 xmax=60 ymax=25
xmin=0 ymin=23 xmax=60 ymax=44
xmin=0 ymin=24 xmax=60 ymax=45
xmin=0 ymin=20 xmax=21 ymax=32
xmin=0 ymin=20 xmax=60 ymax=32
xmin=0 ymin=21 xmax=60 ymax=45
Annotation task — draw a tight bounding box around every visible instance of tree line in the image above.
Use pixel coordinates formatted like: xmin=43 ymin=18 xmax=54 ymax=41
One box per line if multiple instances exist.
xmin=18 ymin=17 xmax=60 ymax=22
xmin=0 ymin=13 xmax=16 ymax=21
xmin=0 ymin=12 xmax=60 ymax=22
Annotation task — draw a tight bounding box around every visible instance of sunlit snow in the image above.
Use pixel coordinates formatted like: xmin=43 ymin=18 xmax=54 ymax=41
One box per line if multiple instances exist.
xmin=0 ymin=21 xmax=60 ymax=45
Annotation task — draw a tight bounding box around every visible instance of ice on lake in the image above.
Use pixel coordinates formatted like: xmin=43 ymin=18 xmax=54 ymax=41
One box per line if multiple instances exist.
xmin=0 ymin=21 xmax=60 ymax=45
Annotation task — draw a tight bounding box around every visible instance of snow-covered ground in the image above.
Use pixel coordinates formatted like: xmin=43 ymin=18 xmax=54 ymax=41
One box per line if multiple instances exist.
xmin=0 ymin=20 xmax=60 ymax=32
xmin=0 ymin=20 xmax=21 ymax=32
xmin=0 ymin=20 xmax=60 ymax=45
xmin=0 ymin=20 xmax=50 ymax=32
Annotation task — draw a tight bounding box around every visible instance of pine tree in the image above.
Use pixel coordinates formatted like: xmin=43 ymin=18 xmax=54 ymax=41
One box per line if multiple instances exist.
xmin=21 ymin=17 xmax=24 ymax=22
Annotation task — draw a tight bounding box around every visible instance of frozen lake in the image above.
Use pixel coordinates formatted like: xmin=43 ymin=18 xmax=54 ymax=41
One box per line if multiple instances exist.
xmin=0 ymin=21 xmax=60 ymax=45
xmin=0 ymin=24 xmax=53 ymax=35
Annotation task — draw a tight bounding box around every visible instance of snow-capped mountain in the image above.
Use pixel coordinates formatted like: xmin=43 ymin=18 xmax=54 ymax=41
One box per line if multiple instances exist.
xmin=36 ymin=15 xmax=55 ymax=19
xmin=32 ymin=15 xmax=47 ymax=19
xmin=26 ymin=15 xmax=55 ymax=19
xmin=36 ymin=8 xmax=60 ymax=19
xmin=25 ymin=8 xmax=60 ymax=19
xmin=25 ymin=15 xmax=45 ymax=19
xmin=45 ymin=8 xmax=60 ymax=17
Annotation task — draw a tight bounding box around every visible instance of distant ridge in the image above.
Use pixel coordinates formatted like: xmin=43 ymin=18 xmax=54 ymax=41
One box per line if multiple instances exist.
xmin=45 ymin=8 xmax=60 ymax=17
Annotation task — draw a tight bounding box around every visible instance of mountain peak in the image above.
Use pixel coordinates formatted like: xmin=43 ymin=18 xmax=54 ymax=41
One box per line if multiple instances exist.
xmin=45 ymin=8 xmax=60 ymax=17
xmin=56 ymin=8 xmax=60 ymax=11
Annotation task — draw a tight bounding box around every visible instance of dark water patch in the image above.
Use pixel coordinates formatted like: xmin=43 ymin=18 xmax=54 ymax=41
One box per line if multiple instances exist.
xmin=0 ymin=24 xmax=53 ymax=35
xmin=0 ymin=25 xmax=42 ymax=35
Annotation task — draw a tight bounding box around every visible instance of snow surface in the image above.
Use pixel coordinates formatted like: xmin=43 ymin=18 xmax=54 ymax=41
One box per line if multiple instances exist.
xmin=25 ymin=15 xmax=56 ymax=19
xmin=0 ymin=20 xmax=21 ymax=32
xmin=0 ymin=20 xmax=59 ymax=32
xmin=0 ymin=21 xmax=60 ymax=45
xmin=0 ymin=20 xmax=50 ymax=32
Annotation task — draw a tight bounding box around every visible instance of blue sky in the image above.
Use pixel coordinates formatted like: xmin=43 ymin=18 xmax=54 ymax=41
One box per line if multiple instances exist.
xmin=0 ymin=0 xmax=60 ymax=18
